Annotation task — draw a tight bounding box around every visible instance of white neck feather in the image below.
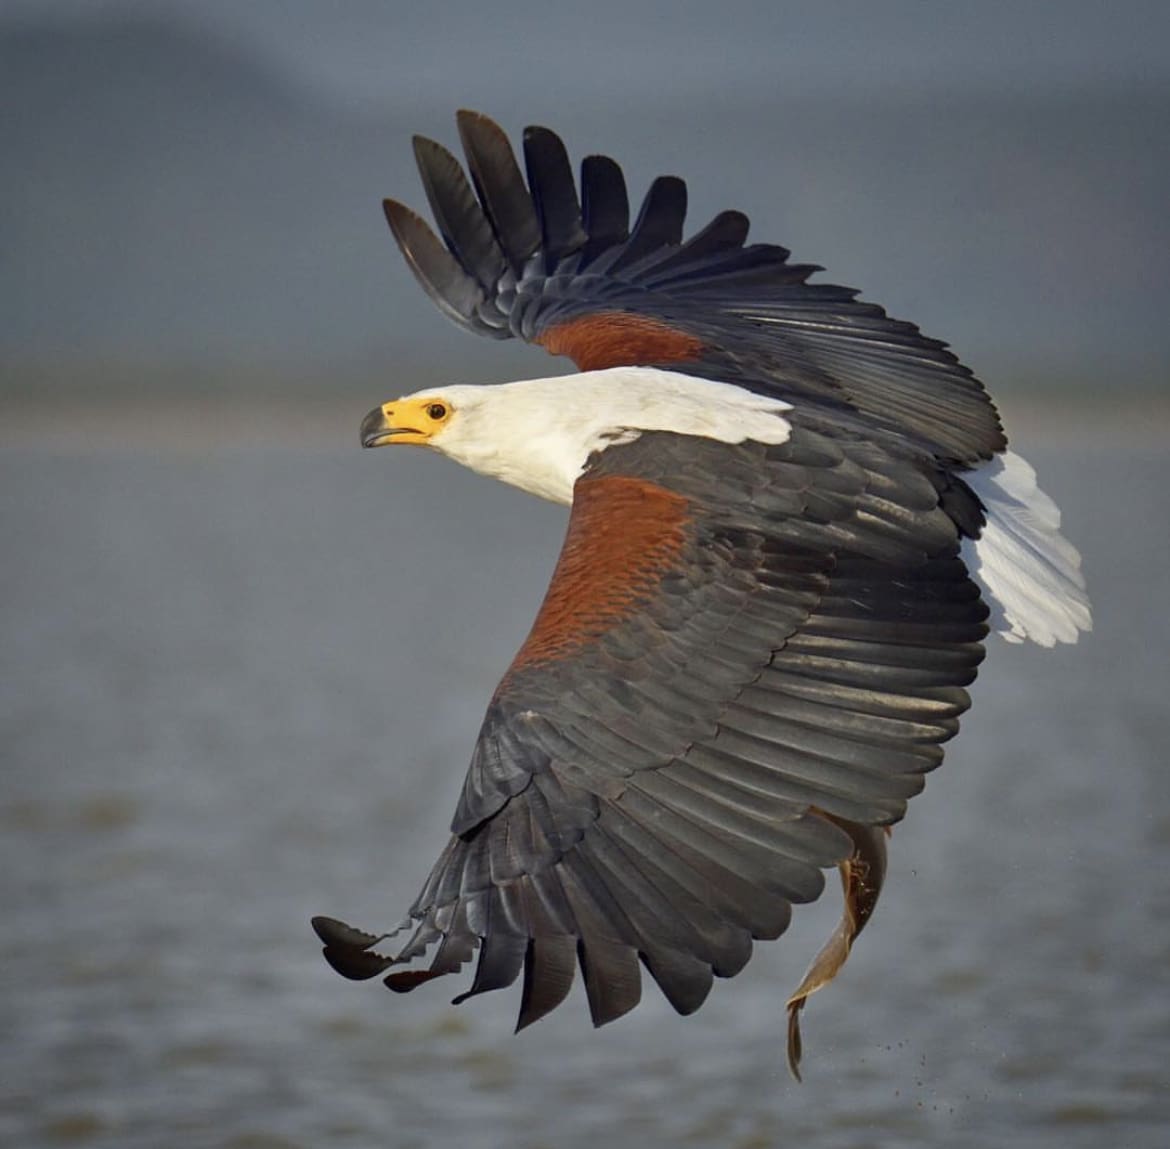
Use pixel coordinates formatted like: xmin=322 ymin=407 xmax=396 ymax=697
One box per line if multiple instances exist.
xmin=417 ymin=367 xmax=792 ymax=504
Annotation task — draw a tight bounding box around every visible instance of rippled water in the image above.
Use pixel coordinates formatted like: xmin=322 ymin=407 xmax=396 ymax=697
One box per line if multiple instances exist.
xmin=2 ymin=432 xmax=1168 ymax=1148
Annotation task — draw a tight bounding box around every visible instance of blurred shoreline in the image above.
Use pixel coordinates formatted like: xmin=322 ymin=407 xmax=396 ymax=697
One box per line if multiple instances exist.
xmin=2 ymin=390 xmax=1166 ymax=452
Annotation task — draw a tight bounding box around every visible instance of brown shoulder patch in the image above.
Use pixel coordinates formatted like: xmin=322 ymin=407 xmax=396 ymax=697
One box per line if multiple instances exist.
xmin=535 ymin=312 xmax=705 ymax=371
xmin=506 ymin=475 xmax=692 ymax=675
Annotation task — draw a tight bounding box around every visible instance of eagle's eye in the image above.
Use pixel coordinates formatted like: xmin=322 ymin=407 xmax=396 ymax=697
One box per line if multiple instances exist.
xmin=426 ymin=402 xmax=448 ymax=421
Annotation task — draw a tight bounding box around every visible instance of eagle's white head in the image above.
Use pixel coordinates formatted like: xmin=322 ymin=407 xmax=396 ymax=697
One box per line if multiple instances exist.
xmin=360 ymin=366 xmax=792 ymax=505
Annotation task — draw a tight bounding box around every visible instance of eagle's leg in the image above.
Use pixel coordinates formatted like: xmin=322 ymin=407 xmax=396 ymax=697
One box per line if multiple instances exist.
xmin=785 ymin=817 xmax=889 ymax=1080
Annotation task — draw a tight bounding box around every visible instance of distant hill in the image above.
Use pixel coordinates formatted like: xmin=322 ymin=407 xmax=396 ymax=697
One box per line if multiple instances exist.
xmin=0 ymin=16 xmax=424 ymax=371
xmin=2 ymin=13 xmax=1167 ymax=393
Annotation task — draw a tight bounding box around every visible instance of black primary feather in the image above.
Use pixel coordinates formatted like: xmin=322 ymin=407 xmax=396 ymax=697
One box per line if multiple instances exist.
xmin=523 ymin=125 xmax=587 ymax=269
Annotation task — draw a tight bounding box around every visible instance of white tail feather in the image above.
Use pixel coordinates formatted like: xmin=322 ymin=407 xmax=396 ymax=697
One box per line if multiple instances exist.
xmin=961 ymin=452 xmax=1092 ymax=646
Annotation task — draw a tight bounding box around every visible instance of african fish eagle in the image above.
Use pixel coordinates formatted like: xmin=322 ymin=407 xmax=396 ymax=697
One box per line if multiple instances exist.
xmin=313 ymin=111 xmax=1091 ymax=1075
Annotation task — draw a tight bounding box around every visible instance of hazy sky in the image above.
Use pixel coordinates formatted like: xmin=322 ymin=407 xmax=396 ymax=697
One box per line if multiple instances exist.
xmin=3 ymin=0 xmax=1167 ymax=110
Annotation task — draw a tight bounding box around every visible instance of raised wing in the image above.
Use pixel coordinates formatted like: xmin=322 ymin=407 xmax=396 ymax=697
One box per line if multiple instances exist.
xmin=313 ymin=422 xmax=988 ymax=1054
xmin=383 ymin=110 xmax=1005 ymax=466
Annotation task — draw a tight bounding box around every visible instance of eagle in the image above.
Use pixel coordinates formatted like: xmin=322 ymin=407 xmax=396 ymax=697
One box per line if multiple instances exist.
xmin=313 ymin=110 xmax=1091 ymax=1075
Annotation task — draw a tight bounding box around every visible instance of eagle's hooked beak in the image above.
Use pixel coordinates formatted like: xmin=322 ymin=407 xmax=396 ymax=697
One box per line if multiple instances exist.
xmin=360 ymin=403 xmax=427 ymax=448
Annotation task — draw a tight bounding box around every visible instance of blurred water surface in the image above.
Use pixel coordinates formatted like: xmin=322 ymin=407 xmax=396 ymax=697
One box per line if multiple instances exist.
xmin=2 ymin=430 xmax=1168 ymax=1148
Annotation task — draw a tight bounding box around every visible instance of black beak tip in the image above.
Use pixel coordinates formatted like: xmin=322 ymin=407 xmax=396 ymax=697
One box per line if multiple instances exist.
xmin=359 ymin=406 xmax=387 ymax=449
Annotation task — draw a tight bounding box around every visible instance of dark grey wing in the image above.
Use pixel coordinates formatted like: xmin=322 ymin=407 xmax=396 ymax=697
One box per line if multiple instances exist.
xmin=314 ymin=423 xmax=988 ymax=1033
xmin=382 ymin=110 xmax=1005 ymax=465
